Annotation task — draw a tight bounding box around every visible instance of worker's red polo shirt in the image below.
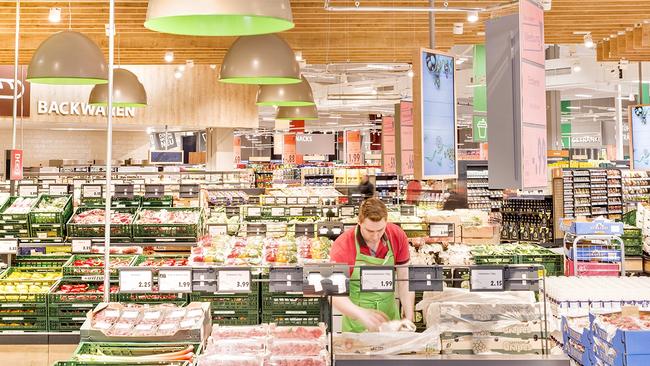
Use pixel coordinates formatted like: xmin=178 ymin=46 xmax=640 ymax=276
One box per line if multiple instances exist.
xmin=330 ymin=222 xmax=410 ymax=274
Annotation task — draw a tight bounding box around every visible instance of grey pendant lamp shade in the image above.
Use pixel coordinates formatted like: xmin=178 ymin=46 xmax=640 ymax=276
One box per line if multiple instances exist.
xmin=257 ymin=76 xmax=315 ymax=107
xmin=88 ymin=68 xmax=147 ymax=107
xmin=220 ymin=34 xmax=301 ymax=85
xmin=144 ymin=0 xmax=294 ymax=36
xmin=276 ymin=105 xmax=318 ymax=120
xmin=27 ymin=31 xmax=108 ymax=85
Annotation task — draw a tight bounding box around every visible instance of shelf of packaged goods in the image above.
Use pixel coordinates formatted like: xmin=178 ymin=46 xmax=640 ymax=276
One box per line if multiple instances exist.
xmin=622 ymin=177 xmax=650 ymax=181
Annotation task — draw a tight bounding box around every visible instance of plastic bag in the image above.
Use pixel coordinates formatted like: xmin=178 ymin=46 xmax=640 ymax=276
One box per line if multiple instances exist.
xmin=334 ymin=326 xmax=441 ymax=356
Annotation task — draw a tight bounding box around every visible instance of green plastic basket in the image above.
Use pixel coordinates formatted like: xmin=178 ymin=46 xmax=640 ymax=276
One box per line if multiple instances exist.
xmin=29 ymin=195 xmax=73 ymax=225
xmin=0 ymin=316 xmax=48 ymax=331
xmin=116 ymin=292 xmax=188 ymax=305
xmin=30 ymin=223 xmax=66 ymax=239
xmin=67 ymin=207 xmax=135 ymax=239
xmin=63 ymin=255 xmax=137 ymax=278
xmin=48 ymin=316 xmax=87 ymax=332
xmin=262 ymin=295 xmax=323 ymax=312
xmin=190 ymin=292 xmax=258 ymax=311
xmin=518 ymin=252 xmax=565 ymax=276
xmin=211 ymin=309 xmax=260 ymax=326
xmin=73 ymin=342 xmax=201 ymax=359
xmin=0 ymin=196 xmax=37 ymax=224
xmin=48 ymin=303 xmax=95 ymax=318
xmin=132 ymin=207 xmax=203 ymax=239
xmin=15 ymin=255 xmax=71 ymax=268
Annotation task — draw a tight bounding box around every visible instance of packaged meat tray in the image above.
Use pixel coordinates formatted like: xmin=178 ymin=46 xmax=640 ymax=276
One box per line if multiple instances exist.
xmin=198 ymin=354 xmax=264 ymax=366
xmin=205 ymin=338 xmax=267 ymax=355
xmin=211 ymin=324 xmax=269 ymax=339
xmin=67 ymin=208 xmax=135 ymax=238
xmin=268 ymin=339 xmax=325 ymax=356
xmin=590 ymin=311 xmax=650 ymax=355
xmin=266 ymin=354 xmax=328 ymax=366
xmin=270 ymin=324 xmax=327 ymax=340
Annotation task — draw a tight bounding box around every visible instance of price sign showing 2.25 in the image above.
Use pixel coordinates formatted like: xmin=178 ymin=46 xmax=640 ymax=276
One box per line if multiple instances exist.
xmin=119 ymin=269 xmax=153 ymax=293
xmin=158 ymin=269 xmax=192 ymax=293
xmin=360 ymin=267 xmax=395 ymax=292
xmin=217 ymin=269 xmax=252 ymax=293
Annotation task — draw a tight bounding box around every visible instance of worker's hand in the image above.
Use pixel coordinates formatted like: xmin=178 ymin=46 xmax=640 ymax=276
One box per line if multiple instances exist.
xmin=356 ymin=309 xmax=389 ymax=332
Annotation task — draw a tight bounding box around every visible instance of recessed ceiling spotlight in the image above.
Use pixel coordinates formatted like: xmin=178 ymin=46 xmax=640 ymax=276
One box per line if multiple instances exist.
xmin=49 ymin=7 xmax=61 ymax=23
xmin=164 ymin=51 xmax=174 ymax=63
xmin=209 ymin=64 xmax=217 ymax=70
xmin=467 ymin=11 xmax=479 ymax=23
xmin=583 ymin=34 xmax=594 ymax=48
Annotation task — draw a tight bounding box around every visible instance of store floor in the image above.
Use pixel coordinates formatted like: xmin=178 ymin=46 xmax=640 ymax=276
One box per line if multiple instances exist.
xmin=0 ymin=344 xmax=77 ymax=366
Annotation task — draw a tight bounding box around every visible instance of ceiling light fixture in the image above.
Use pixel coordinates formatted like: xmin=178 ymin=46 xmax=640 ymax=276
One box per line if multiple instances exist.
xmin=220 ymin=34 xmax=301 ymax=85
xmin=572 ymin=63 xmax=582 ymax=73
xmin=49 ymin=7 xmax=62 ymax=23
xmin=144 ymin=0 xmax=294 ymax=36
xmin=407 ymin=70 xmax=414 ymax=78
xmin=276 ymin=105 xmax=318 ymax=120
xmin=27 ymin=31 xmax=108 ymax=85
xmin=467 ymin=11 xmax=479 ymax=23
xmin=583 ymin=34 xmax=594 ymax=48
xmin=256 ymin=76 xmax=315 ymax=107
xmin=453 ymin=22 xmax=464 ymax=35
xmin=89 ymin=68 xmax=147 ymax=107
xmin=164 ymin=51 xmax=174 ymax=63
xmin=174 ymin=68 xmax=183 ymax=79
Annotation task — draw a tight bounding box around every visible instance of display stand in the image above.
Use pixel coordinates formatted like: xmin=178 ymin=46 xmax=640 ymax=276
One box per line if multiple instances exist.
xmin=564 ymin=233 xmax=626 ymax=276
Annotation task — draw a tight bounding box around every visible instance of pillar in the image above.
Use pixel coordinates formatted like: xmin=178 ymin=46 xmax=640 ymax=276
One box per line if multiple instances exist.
xmin=206 ymin=127 xmax=235 ymax=171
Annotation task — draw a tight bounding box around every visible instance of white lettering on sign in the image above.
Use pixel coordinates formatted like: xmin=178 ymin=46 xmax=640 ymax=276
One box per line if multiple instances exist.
xmin=361 ymin=268 xmax=394 ymax=291
xmin=296 ymin=135 xmax=313 ymax=142
xmin=570 ymin=135 xmax=601 ymax=144
xmin=37 ymin=100 xmax=136 ymax=118
xmin=470 ymin=268 xmax=505 ymax=291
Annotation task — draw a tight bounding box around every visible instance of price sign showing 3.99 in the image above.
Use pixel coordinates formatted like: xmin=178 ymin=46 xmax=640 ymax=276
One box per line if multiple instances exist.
xmin=360 ymin=267 xmax=395 ymax=292
xmin=158 ymin=269 xmax=192 ymax=293
xmin=217 ymin=269 xmax=252 ymax=294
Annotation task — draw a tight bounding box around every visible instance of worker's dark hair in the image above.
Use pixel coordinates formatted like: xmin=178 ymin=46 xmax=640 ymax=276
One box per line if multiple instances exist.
xmin=359 ymin=198 xmax=388 ymax=222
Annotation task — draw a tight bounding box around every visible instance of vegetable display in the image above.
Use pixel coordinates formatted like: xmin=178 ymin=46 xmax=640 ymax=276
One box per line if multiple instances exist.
xmin=32 ymin=196 xmax=68 ymax=212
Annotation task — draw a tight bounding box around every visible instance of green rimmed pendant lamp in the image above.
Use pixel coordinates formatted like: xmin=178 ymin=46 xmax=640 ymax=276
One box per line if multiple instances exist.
xmin=144 ymin=0 xmax=294 ymax=36
xmin=88 ymin=68 xmax=147 ymax=107
xmin=276 ymin=105 xmax=318 ymax=120
xmin=256 ymin=76 xmax=315 ymax=107
xmin=27 ymin=31 xmax=107 ymax=85
xmin=220 ymin=34 xmax=301 ymax=85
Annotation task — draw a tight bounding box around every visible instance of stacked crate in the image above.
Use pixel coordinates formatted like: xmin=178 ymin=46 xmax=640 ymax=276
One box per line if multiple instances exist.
xmin=190 ymin=273 xmax=260 ymax=326
xmin=260 ymin=278 xmax=328 ymax=329
xmin=28 ymin=195 xmax=73 ymax=240
xmin=0 ymin=197 xmax=37 ymax=239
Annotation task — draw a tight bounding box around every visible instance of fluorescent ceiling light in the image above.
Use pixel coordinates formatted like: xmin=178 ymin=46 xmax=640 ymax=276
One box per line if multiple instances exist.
xmin=566 ymin=106 xmax=580 ymax=110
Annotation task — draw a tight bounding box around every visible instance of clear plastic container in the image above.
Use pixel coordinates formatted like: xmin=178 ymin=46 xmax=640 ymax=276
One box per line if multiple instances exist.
xmin=212 ymin=324 xmax=269 ymax=339
xmin=266 ymin=354 xmax=328 ymax=366
xmin=270 ymin=323 xmax=326 ymax=340
xmin=269 ymin=339 xmax=325 ymax=356
xmin=206 ymin=338 xmax=267 ymax=355
xmin=198 ymin=354 xmax=264 ymax=366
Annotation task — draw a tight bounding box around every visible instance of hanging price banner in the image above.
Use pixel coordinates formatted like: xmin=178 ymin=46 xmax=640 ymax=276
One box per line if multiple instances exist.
xmin=217 ymin=270 xmax=252 ymax=293
xmin=158 ymin=269 xmax=192 ymax=293
xmin=470 ymin=267 xmax=505 ymax=292
xmin=119 ymin=269 xmax=153 ymax=293
xmin=0 ymin=239 xmax=18 ymax=255
xmin=360 ymin=267 xmax=395 ymax=292
xmin=71 ymin=239 xmax=92 ymax=254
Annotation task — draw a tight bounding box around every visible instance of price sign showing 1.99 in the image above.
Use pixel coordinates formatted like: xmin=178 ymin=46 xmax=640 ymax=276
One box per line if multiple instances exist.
xmin=217 ymin=269 xmax=252 ymax=293
xmin=158 ymin=269 xmax=192 ymax=293
xmin=119 ymin=269 xmax=153 ymax=293
xmin=360 ymin=267 xmax=395 ymax=292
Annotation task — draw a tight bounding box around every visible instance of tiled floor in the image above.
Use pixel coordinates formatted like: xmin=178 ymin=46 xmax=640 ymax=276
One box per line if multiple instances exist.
xmin=0 ymin=344 xmax=77 ymax=366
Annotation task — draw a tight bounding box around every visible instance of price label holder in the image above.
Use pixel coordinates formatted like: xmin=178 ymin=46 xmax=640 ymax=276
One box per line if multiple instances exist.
xmin=208 ymin=224 xmax=228 ymax=237
xmin=179 ymin=184 xmax=200 ymax=199
xmin=504 ymin=265 xmax=540 ymax=292
xmin=192 ymin=268 xmax=218 ymax=293
xmin=71 ymin=239 xmax=92 ymax=254
xmin=0 ymin=239 xmax=18 ymax=255
xmin=308 ymin=197 xmax=320 ymax=205
xmin=158 ymin=268 xmax=193 ymax=293
xmin=269 ymin=267 xmax=304 ymax=293
xmin=297 ymin=197 xmax=308 ymax=205
xmin=18 ymin=184 xmax=39 ymax=197
xmin=145 ymin=184 xmax=165 ymax=199
xmin=322 ymin=207 xmax=338 ymax=218
xmin=247 ymin=223 xmax=266 ymax=237
xmin=225 ymin=206 xmax=240 ymax=218
xmin=289 ymin=207 xmax=303 ymax=217
xmin=82 ymin=184 xmax=103 ymax=199
xmin=41 ymin=179 xmax=56 ymax=189
xmin=316 ymin=222 xmax=344 ymax=239
xmin=303 ymin=263 xmax=350 ymax=296
xmin=217 ymin=268 xmax=252 ymax=294
xmin=263 ymin=196 xmax=276 ymax=205
xmin=429 ymin=223 xmax=454 ymax=238
xmin=275 ymin=197 xmax=287 ymax=205
xmin=349 ymin=195 xmax=364 ymax=206
xmin=400 ymin=205 xmax=416 ymax=216
xmin=119 ymin=268 xmax=153 ymax=293
xmin=295 ymin=223 xmax=315 ymax=238
xmin=340 ymin=205 xmax=356 ymax=218
xmin=271 ymin=207 xmax=286 ymax=217
xmin=287 ymin=197 xmax=298 ymax=205
xmin=470 ymin=266 xmax=505 ymax=292
xmin=247 ymin=206 xmax=262 ymax=217
xmin=114 ymin=184 xmax=135 ymax=200
xmin=49 ymin=184 xmax=71 ymax=195
xmin=303 ymin=207 xmax=319 ymax=217
xmin=408 ymin=266 xmax=443 ymax=292
xmin=360 ymin=266 xmax=395 ymax=293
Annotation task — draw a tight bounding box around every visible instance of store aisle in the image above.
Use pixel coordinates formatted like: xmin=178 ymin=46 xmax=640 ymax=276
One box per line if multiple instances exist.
xmin=0 ymin=345 xmax=77 ymax=366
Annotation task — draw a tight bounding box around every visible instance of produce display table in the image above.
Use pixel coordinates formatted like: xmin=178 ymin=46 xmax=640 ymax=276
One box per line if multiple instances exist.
xmin=334 ymin=355 xmax=570 ymax=366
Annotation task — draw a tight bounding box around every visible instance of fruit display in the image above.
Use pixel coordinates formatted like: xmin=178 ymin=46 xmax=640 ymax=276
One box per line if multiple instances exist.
xmin=136 ymin=209 xmax=201 ymax=224
xmin=263 ymin=238 xmax=298 ymax=265
xmin=32 ymin=196 xmax=69 ymax=212
xmin=191 ymin=236 xmax=263 ymax=266
xmin=70 ymin=209 xmax=134 ymax=224
xmin=90 ymin=246 xmax=142 ymax=255
xmin=0 ymin=281 xmax=53 ymax=294
xmin=2 ymin=197 xmax=38 ymax=214
xmin=2 ymin=268 xmax=61 ymax=281
xmin=296 ymin=237 xmax=331 ymax=263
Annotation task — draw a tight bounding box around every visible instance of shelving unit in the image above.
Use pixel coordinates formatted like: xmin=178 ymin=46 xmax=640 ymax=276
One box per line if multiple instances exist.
xmin=561 ymin=169 xmax=622 ymax=220
xmin=466 ymin=169 xmax=503 ymax=212
xmin=622 ymin=170 xmax=650 ymax=212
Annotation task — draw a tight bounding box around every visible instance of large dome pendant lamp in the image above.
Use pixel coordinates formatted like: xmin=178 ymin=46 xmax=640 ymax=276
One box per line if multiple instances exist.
xmin=88 ymin=68 xmax=147 ymax=107
xmin=27 ymin=30 xmax=107 ymax=85
xmin=220 ymin=34 xmax=301 ymax=85
xmin=256 ymin=76 xmax=315 ymax=107
xmin=144 ymin=0 xmax=294 ymax=36
xmin=276 ymin=105 xmax=319 ymax=120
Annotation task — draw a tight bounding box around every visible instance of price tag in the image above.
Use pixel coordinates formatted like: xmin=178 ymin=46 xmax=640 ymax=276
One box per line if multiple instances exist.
xmin=340 ymin=206 xmax=356 ymax=218
xmin=360 ymin=267 xmax=395 ymax=292
xmin=0 ymin=239 xmax=18 ymax=255
xmin=217 ymin=270 xmax=251 ymax=293
xmin=158 ymin=269 xmax=192 ymax=293
xmin=470 ymin=267 xmax=505 ymax=292
xmin=275 ymin=197 xmax=287 ymax=205
xmin=18 ymin=184 xmax=38 ymax=197
xmin=287 ymin=197 xmax=298 ymax=205
xmin=429 ymin=224 xmax=451 ymax=237
xmin=297 ymin=197 xmax=308 ymax=205
xmin=82 ymin=184 xmax=103 ymax=198
xmin=271 ymin=207 xmax=285 ymax=217
xmin=71 ymin=239 xmax=92 ymax=254
xmin=308 ymin=197 xmax=320 ymax=205
xmin=264 ymin=196 xmax=276 ymax=205
xmin=289 ymin=207 xmax=303 ymax=216
xmin=49 ymin=184 xmax=70 ymax=195
xmin=208 ymin=225 xmax=228 ymax=237
xmin=119 ymin=269 xmax=153 ymax=293
xmin=247 ymin=207 xmax=262 ymax=217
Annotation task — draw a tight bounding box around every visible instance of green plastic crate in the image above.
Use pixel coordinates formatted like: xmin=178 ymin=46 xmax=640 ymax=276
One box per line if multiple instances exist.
xmin=30 ymin=223 xmax=66 ymax=239
xmin=112 ymin=196 xmax=143 ymax=209
xmin=142 ymin=196 xmax=174 ymax=207
xmin=518 ymin=252 xmax=565 ymax=276
xmin=0 ymin=316 xmax=48 ymax=331
xmin=29 ymin=195 xmax=73 ymax=225
xmin=262 ymin=295 xmax=323 ymax=312
xmin=0 ymin=280 xmax=55 ymax=303
xmin=0 ymin=303 xmax=47 ymax=317
xmin=132 ymin=207 xmax=203 ymax=239
xmin=67 ymin=207 xmax=135 ymax=239
xmin=261 ymin=312 xmax=321 ymax=326
xmin=625 ymin=246 xmax=644 ymax=256
xmin=472 ymin=254 xmax=518 ymax=265
xmin=131 ymin=255 xmax=190 ymax=267
xmin=116 ymin=292 xmax=188 ymax=305
xmin=48 ymin=303 xmax=95 ymax=318
xmin=49 ymin=279 xmax=118 ymax=304
xmin=212 ymin=309 xmax=260 ymax=325
xmin=0 ymin=196 xmax=38 ymax=224
xmin=190 ymin=292 xmax=258 ymax=311
xmin=63 ymin=255 xmax=137 ymax=278
xmin=73 ymin=342 xmax=201 ymax=359
xmin=0 ymin=267 xmax=62 ymax=282
xmin=48 ymin=316 xmax=87 ymax=332
xmin=15 ymin=255 xmax=70 ymax=268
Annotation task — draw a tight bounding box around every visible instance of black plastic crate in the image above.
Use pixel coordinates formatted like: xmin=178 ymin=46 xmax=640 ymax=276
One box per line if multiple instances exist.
xmin=48 ymin=316 xmax=87 ymax=332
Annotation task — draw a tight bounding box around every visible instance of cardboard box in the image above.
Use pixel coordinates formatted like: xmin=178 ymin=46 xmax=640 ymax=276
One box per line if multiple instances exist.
xmin=461 ymin=225 xmax=500 ymax=245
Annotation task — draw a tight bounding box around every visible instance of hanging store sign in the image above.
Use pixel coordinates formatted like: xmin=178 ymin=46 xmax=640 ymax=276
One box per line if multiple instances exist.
xmin=382 ymin=116 xmax=397 ymax=174
xmin=0 ymin=66 xmax=30 ymax=117
xmin=296 ymin=133 xmax=335 ymax=156
xmin=630 ymin=105 xmax=650 ymax=169
xmin=346 ymin=130 xmax=362 ymax=165
xmin=6 ymin=149 xmax=23 ymax=181
xmin=36 ymin=100 xmax=135 ymax=118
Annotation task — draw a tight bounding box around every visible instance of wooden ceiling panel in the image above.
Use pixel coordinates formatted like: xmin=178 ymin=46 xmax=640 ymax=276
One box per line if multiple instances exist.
xmin=0 ymin=0 xmax=649 ymax=64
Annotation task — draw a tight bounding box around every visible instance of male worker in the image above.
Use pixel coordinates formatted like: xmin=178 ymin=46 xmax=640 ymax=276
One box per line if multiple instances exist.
xmin=330 ymin=198 xmax=414 ymax=332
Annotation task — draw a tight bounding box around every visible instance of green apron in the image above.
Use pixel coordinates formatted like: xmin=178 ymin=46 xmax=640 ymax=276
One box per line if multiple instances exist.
xmin=342 ymin=226 xmax=400 ymax=333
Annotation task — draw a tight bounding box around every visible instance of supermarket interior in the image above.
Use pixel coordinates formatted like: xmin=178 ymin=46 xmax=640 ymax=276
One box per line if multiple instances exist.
xmin=3 ymin=0 xmax=650 ymax=365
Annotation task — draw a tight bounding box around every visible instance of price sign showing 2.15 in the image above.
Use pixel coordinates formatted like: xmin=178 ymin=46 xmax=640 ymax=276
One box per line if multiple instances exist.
xmin=119 ymin=269 xmax=153 ymax=293
xmin=217 ymin=270 xmax=251 ymax=293
xmin=158 ymin=269 xmax=192 ymax=293
xmin=360 ymin=267 xmax=394 ymax=292
xmin=470 ymin=267 xmax=504 ymax=292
